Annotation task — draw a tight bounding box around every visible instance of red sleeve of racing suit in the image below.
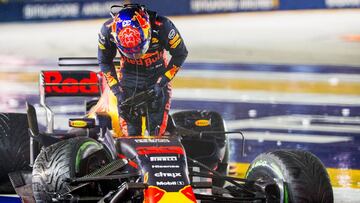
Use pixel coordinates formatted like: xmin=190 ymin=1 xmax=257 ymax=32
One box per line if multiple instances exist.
xmin=97 ymin=20 xmax=121 ymax=95
xmin=157 ymin=16 xmax=188 ymax=87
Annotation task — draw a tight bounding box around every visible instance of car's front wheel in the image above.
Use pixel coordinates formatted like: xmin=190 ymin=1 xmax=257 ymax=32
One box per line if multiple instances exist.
xmin=32 ymin=137 xmax=111 ymax=202
xmin=246 ymin=150 xmax=333 ymax=203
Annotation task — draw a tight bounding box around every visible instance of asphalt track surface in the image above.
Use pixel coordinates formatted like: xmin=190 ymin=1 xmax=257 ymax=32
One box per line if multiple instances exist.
xmin=0 ymin=9 xmax=359 ymax=202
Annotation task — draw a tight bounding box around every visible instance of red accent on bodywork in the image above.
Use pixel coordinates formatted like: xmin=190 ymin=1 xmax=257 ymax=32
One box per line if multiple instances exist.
xmin=136 ymin=146 xmax=184 ymax=155
xmin=143 ymin=186 xmax=165 ymax=203
xmin=180 ymin=185 xmax=197 ymax=203
xmin=117 ymin=154 xmax=139 ymax=169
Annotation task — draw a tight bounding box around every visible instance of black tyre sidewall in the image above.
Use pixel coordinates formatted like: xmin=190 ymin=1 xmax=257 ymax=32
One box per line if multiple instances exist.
xmin=246 ymin=150 xmax=333 ymax=203
xmin=0 ymin=113 xmax=29 ymax=193
xmin=32 ymin=137 xmax=110 ymax=202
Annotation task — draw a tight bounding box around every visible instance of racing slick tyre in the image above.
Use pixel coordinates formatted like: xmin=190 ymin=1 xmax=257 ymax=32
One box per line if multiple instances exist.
xmin=32 ymin=137 xmax=111 ymax=202
xmin=172 ymin=110 xmax=229 ymax=187
xmin=246 ymin=150 xmax=333 ymax=203
xmin=0 ymin=113 xmax=30 ymax=193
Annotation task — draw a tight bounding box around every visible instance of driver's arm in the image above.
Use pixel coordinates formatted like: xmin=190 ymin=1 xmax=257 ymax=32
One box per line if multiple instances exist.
xmin=157 ymin=16 xmax=188 ymax=87
xmin=97 ymin=22 xmax=121 ymax=95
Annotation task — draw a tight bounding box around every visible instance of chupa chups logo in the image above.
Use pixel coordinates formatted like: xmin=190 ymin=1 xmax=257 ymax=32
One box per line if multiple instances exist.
xmin=154 ymin=172 xmax=181 ymax=178
xmin=134 ymin=139 xmax=170 ymax=143
xmin=156 ymin=181 xmax=185 ymax=186
xmin=152 ymin=165 xmax=180 ymax=169
xmin=43 ymin=71 xmax=99 ymax=95
xmin=150 ymin=156 xmax=177 ymax=162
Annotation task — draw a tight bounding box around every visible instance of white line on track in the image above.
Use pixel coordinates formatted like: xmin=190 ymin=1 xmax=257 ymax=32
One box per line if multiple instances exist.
xmin=228 ymin=132 xmax=352 ymax=143
xmin=173 ymin=88 xmax=360 ymax=105
xmin=178 ymin=70 xmax=360 ymax=82
xmin=226 ymin=115 xmax=360 ymax=134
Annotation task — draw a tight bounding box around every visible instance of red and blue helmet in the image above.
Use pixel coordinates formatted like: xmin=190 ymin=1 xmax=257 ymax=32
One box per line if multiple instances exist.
xmin=111 ymin=5 xmax=151 ymax=59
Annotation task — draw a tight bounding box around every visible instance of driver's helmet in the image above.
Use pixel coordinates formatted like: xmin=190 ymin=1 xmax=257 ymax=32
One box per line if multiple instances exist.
xmin=111 ymin=5 xmax=151 ymax=59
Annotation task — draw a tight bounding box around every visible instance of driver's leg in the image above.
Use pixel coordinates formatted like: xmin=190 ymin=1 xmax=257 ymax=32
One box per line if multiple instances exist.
xmin=119 ymin=115 xmax=142 ymax=136
xmin=149 ymin=84 xmax=172 ymax=136
xmin=118 ymin=86 xmax=142 ymax=136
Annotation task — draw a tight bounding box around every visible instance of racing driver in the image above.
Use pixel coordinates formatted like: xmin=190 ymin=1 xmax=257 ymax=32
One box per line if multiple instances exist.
xmin=98 ymin=4 xmax=188 ymax=136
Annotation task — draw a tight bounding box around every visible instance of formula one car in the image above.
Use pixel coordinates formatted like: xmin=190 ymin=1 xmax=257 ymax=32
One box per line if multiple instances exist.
xmin=0 ymin=58 xmax=333 ymax=202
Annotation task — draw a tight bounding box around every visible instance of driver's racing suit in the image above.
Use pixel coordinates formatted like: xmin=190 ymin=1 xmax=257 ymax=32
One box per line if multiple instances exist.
xmin=98 ymin=10 xmax=188 ymax=136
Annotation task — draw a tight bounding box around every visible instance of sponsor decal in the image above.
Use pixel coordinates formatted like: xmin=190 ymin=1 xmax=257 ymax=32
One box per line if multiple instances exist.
xmin=81 ymin=1 xmax=120 ymax=17
xmin=170 ymin=39 xmax=182 ymax=49
xmin=325 ymin=0 xmax=360 ymax=7
xmin=195 ymin=119 xmax=210 ymax=127
xmin=43 ymin=71 xmax=100 ymax=96
xmin=156 ymin=181 xmax=185 ymax=186
xmin=169 ymin=34 xmax=182 ymax=49
xmin=168 ymin=29 xmax=176 ymax=39
xmin=134 ymin=138 xmax=170 ymax=143
xmin=190 ymin=0 xmax=278 ymax=12
xmin=122 ymin=20 xmax=132 ymax=27
xmin=23 ymin=3 xmax=80 ymax=19
xmin=154 ymin=172 xmax=182 ymax=178
xmin=152 ymin=165 xmax=180 ymax=169
xmin=69 ymin=120 xmax=87 ymax=128
xmin=122 ymin=50 xmax=163 ymax=67
xmin=152 ymin=37 xmax=159 ymax=43
xmin=169 ymin=34 xmax=179 ymax=45
xmin=150 ymin=156 xmax=178 ymax=162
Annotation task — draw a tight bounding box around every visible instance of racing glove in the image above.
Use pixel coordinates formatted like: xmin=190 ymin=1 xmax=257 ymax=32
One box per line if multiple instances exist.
xmin=154 ymin=64 xmax=180 ymax=98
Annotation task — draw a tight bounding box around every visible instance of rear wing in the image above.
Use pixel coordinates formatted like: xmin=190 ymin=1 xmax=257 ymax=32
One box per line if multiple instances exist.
xmin=58 ymin=57 xmax=120 ymax=67
xmin=40 ymin=70 xmax=102 ymax=133
xmin=40 ymin=71 xmax=101 ymax=97
xmin=40 ymin=57 xmax=114 ymax=133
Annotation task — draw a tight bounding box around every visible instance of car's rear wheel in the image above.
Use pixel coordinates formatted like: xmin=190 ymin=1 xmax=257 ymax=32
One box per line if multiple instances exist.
xmin=0 ymin=113 xmax=30 ymax=193
xmin=246 ymin=150 xmax=333 ymax=203
xmin=32 ymin=137 xmax=111 ymax=202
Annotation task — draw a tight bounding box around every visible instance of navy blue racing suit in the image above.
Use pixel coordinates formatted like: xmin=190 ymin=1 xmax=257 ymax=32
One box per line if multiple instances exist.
xmin=98 ymin=10 xmax=188 ymax=136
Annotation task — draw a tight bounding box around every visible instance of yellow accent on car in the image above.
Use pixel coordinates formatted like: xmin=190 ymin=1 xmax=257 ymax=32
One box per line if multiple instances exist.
xmin=141 ymin=116 xmax=146 ymax=136
xmin=195 ymin=119 xmax=210 ymax=127
xmin=70 ymin=120 xmax=87 ymax=128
